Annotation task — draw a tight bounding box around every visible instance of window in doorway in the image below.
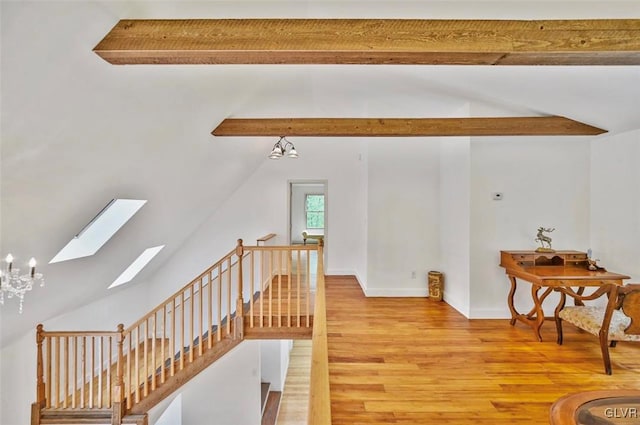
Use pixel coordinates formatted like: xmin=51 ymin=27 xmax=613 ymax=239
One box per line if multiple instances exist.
xmin=305 ymin=194 xmax=325 ymax=229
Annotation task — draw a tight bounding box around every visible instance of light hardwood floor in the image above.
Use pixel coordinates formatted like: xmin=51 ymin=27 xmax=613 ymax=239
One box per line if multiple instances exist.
xmin=276 ymin=340 xmax=312 ymax=425
xmin=325 ymin=275 xmax=640 ymax=425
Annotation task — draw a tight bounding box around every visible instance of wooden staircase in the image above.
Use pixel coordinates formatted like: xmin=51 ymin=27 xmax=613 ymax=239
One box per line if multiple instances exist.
xmin=31 ymin=240 xmax=320 ymax=425
xmin=261 ymin=382 xmax=282 ymax=425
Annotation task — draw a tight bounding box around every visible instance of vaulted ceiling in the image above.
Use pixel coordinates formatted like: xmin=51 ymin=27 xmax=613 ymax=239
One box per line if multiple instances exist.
xmin=1 ymin=0 xmax=639 ymax=346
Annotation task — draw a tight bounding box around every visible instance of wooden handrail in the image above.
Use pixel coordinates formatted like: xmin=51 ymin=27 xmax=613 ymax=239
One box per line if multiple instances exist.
xmin=124 ymin=247 xmax=237 ymax=333
xmin=40 ymin=331 xmax=122 ymax=337
xmin=34 ymin=239 xmax=322 ymax=422
xmin=123 ymin=245 xmax=271 ymax=335
xmin=244 ymin=245 xmax=319 ymax=252
xmin=308 ymin=242 xmax=331 ymax=425
xmin=256 ymin=233 xmax=276 ymax=244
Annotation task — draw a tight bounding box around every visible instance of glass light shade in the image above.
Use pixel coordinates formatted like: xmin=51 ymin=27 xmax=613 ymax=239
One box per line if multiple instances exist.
xmin=269 ymin=144 xmax=283 ymax=159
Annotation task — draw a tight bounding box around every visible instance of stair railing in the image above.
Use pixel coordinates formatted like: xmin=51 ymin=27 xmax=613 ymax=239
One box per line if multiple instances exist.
xmin=33 ymin=324 xmax=125 ymax=416
xmin=308 ymin=241 xmax=331 ymax=425
xmin=34 ymin=237 xmax=322 ymax=421
xmin=242 ymin=243 xmax=316 ymax=331
xmin=120 ymin=242 xmax=243 ymax=410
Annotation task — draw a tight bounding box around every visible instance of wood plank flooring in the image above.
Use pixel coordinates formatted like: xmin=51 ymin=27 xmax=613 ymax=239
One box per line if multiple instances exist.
xmin=276 ymin=340 xmax=312 ymax=425
xmin=325 ymin=275 xmax=640 ymax=425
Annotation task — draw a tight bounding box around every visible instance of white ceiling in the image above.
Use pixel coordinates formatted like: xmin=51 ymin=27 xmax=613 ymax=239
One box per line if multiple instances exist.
xmin=1 ymin=0 xmax=639 ymax=346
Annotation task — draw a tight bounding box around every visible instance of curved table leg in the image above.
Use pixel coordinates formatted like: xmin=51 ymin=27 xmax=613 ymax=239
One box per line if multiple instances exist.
xmin=531 ymin=284 xmax=546 ymax=342
xmin=507 ymin=275 xmax=519 ymax=326
xmin=506 ymin=275 xmax=554 ymax=341
xmin=574 ymin=286 xmax=585 ymax=306
xmin=554 ymin=290 xmax=566 ymax=345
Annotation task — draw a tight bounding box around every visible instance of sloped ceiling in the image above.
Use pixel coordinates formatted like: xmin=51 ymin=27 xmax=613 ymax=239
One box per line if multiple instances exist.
xmin=1 ymin=0 xmax=639 ymax=346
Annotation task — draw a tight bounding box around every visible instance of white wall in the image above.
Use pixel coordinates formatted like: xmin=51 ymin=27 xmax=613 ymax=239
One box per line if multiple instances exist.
xmin=143 ymin=139 xmax=368 ymax=307
xmin=148 ymin=341 xmax=261 ymax=425
xmin=366 ymin=138 xmax=442 ymax=296
xmin=260 ymin=340 xmax=292 ymax=392
xmin=439 ymin=137 xmax=471 ymax=316
xmin=153 ymin=394 xmax=182 ymax=425
xmin=469 ymin=137 xmax=591 ymax=318
xmin=0 ymin=331 xmax=36 ymax=425
xmin=590 ymin=130 xmax=640 ymax=281
xmin=290 ymin=183 xmax=325 ymax=245
xmin=0 ymin=281 xmax=150 ymax=425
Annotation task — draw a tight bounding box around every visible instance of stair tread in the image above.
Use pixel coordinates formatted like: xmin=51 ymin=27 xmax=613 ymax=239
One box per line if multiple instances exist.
xmin=261 ymin=382 xmax=271 ymax=414
xmin=261 ymin=391 xmax=282 ymax=425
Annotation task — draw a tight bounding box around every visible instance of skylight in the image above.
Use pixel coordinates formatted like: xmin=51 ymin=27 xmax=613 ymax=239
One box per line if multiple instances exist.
xmin=109 ymin=245 xmax=164 ymax=289
xmin=50 ymin=199 xmax=147 ymax=264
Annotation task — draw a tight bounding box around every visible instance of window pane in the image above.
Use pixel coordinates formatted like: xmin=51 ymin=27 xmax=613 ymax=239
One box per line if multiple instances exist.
xmin=306 ymin=212 xmax=324 ymax=229
xmin=306 ymin=195 xmax=324 ymax=212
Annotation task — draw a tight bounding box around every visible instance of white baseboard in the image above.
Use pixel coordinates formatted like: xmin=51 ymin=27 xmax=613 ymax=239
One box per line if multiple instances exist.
xmin=325 ymin=269 xmax=369 ymax=294
xmin=325 ymin=269 xmax=356 ymax=276
xmin=325 ymin=270 xmax=428 ymax=297
xmin=445 ymin=295 xmax=517 ymax=319
xmin=442 ymin=291 xmax=469 ymax=318
xmin=365 ymin=288 xmax=429 ymax=297
xmin=468 ymin=307 xmax=512 ymax=319
xmin=354 ymin=272 xmax=367 ymax=294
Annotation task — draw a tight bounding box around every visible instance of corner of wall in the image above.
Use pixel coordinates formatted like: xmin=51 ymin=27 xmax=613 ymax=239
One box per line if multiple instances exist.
xmin=442 ymin=291 xmax=470 ymax=318
xmin=354 ymin=271 xmax=367 ymax=295
xmin=325 ymin=270 xmax=372 ymax=296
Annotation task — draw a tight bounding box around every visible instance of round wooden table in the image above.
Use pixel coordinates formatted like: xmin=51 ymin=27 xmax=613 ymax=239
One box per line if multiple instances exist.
xmin=550 ymin=390 xmax=640 ymax=425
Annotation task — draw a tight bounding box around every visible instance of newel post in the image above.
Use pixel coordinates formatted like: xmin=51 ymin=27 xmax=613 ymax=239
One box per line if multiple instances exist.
xmin=318 ymin=238 xmax=324 ymax=274
xmin=32 ymin=324 xmax=45 ymax=425
xmin=235 ymin=239 xmax=245 ymax=339
xmin=111 ymin=324 xmax=125 ymax=425
xmin=35 ymin=324 xmax=45 ymax=406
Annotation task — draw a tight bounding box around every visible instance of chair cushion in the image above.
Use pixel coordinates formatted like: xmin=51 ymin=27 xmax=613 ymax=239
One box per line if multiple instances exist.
xmin=559 ymin=306 xmax=640 ymax=341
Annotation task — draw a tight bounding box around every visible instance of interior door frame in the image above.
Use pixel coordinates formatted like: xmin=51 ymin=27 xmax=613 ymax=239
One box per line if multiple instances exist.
xmin=287 ymin=179 xmax=328 ymax=259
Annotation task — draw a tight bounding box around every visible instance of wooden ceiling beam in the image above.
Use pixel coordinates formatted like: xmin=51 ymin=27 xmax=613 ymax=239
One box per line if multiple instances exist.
xmin=211 ymin=116 xmax=606 ymax=137
xmin=93 ymin=19 xmax=640 ymax=65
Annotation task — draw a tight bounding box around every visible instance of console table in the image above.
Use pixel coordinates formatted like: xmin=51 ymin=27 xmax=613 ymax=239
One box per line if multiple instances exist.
xmin=499 ymin=250 xmax=630 ymax=342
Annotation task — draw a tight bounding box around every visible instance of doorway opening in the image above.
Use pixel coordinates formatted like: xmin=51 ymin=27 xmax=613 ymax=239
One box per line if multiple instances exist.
xmin=288 ymin=181 xmax=327 ymax=275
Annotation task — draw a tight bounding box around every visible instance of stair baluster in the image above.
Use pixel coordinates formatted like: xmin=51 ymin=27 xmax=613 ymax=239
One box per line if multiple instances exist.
xmin=31 ymin=239 xmax=320 ymax=424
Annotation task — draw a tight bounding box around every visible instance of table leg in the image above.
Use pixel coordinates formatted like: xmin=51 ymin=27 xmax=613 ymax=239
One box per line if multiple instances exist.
xmin=507 ymin=275 xmax=519 ymax=326
xmin=554 ymin=290 xmax=566 ymax=345
xmin=506 ymin=274 xmax=553 ymax=341
xmin=531 ymin=284 xmax=546 ymax=342
xmin=525 ymin=287 xmax=553 ymax=319
xmin=574 ymin=287 xmax=585 ymax=306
